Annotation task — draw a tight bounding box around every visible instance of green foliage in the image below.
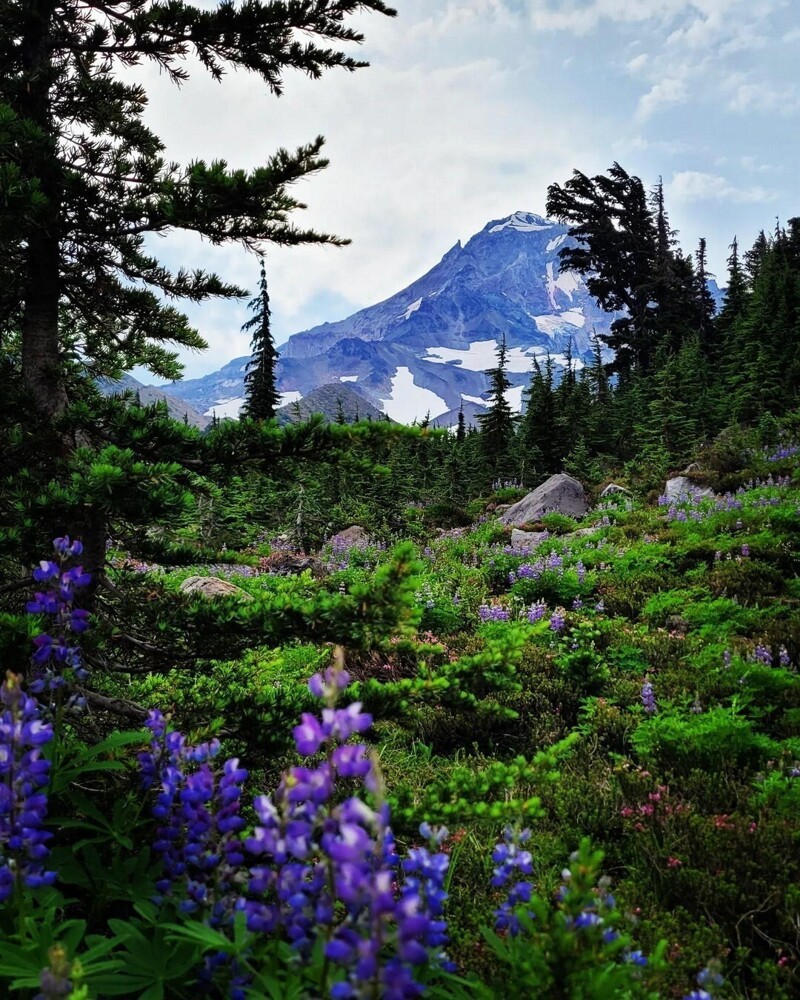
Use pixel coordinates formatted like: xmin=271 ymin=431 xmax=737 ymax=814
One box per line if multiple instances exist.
xmin=631 ymin=706 xmax=780 ymax=774
xmin=555 ymin=621 xmax=610 ymax=695
xmin=478 ymin=839 xmax=667 ymax=998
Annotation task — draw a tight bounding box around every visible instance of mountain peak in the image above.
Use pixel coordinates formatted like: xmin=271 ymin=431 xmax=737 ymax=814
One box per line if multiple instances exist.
xmin=156 ymin=210 xmax=616 ymax=425
xmin=485 ymin=211 xmax=554 ymax=235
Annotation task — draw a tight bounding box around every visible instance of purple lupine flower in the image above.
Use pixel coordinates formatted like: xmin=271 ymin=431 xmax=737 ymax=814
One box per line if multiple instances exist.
xmin=26 ymin=539 xmax=92 ymax=691
xmin=308 ymin=666 xmax=351 ymax=701
xmin=549 ymin=609 xmax=566 ymax=632
xmin=753 ymin=644 xmax=772 ymax=666
xmin=527 ymin=600 xmax=547 ymax=624
xmin=741 ymin=544 xmax=750 ymax=557
xmin=492 ymin=827 xmax=534 ymax=936
xmin=641 ymin=680 xmax=656 ymax=714
xmin=0 ymin=673 xmax=56 ymax=901
xmin=779 ymin=646 xmax=792 ymax=667
xmin=478 ymin=605 xmax=510 ymax=622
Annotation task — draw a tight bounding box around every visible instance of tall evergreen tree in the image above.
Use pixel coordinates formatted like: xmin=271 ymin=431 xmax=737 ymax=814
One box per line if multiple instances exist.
xmin=546 ymin=163 xmax=660 ymax=377
xmin=520 ymin=353 xmax=557 ymax=476
xmin=716 ymin=237 xmax=748 ymax=338
xmin=242 ymin=256 xmax=280 ymax=421
xmin=478 ymin=337 xmax=515 ymax=483
xmin=456 ymin=402 xmax=466 ymax=444
xmin=694 ymin=237 xmax=717 ymax=355
xmin=744 ymin=230 xmax=769 ymax=283
xmin=1 ymin=0 xmax=395 ymax=426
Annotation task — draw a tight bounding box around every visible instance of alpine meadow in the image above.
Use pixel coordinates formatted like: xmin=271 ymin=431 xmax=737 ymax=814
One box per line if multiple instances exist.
xmin=2 ymin=2 xmax=800 ymax=999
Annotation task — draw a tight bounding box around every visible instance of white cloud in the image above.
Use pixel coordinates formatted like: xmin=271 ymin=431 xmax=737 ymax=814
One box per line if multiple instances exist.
xmin=527 ymin=0 xmax=688 ymax=34
xmin=667 ymin=170 xmax=775 ymax=203
xmin=626 ymin=53 xmax=649 ymax=74
xmin=727 ymin=79 xmax=800 ymax=116
xmin=636 ymin=77 xmax=689 ymax=120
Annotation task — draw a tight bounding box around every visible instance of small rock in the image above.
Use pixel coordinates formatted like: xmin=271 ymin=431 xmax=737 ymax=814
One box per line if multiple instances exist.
xmin=262 ymin=552 xmax=325 ymax=577
xmin=331 ymin=525 xmax=370 ymax=548
xmin=510 ymin=529 xmax=549 ymax=548
xmin=600 ymin=483 xmax=630 ymax=498
xmin=179 ymin=576 xmax=254 ymax=601
xmin=562 ymin=526 xmax=602 ymax=541
xmin=500 ymin=474 xmax=589 ymax=527
xmin=666 ymin=615 xmax=689 ymax=635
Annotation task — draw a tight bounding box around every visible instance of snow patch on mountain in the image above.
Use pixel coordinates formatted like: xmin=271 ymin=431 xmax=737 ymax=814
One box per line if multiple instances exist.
xmin=530 ymin=350 xmax=586 ymax=371
xmin=339 ymin=375 xmax=359 ymax=382
xmin=506 ymin=385 xmax=524 ymax=412
xmin=546 ymin=234 xmax=568 ymax=252
xmin=546 ymin=262 xmax=581 ymax=307
xmin=381 ymin=367 xmax=448 ymax=423
xmin=490 ymin=211 xmax=553 ymax=234
xmin=423 ymin=340 xmax=537 ymax=374
xmin=279 ymin=390 xmax=302 ymax=407
xmin=204 ymin=397 xmax=246 ymax=419
xmin=401 ymin=297 xmax=423 ymax=320
xmin=461 ymin=393 xmax=487 ymax=407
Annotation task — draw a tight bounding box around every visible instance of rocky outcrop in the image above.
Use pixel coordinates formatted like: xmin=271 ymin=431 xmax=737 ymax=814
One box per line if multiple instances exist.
xmin=663 ymin=476 xmax=716 ymax=502
xmin=178 ymin=576 xmax=254 ymax=601
xmin=499 ymin=474 xmax=589 ymax=527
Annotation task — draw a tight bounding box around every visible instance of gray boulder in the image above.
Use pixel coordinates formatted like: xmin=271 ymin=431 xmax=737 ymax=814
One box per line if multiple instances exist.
xmin=664 ymin=476 xmax=716 ymax=502
xmin=510 ymin=529 xmax=550 ymax=549
xmin=499 ymin=474 xmax=589 ymax=527
xmin=331 ymin=525 xmax=370 ymax=548
xmin=178 ymin=576 xmax=254 ymax=601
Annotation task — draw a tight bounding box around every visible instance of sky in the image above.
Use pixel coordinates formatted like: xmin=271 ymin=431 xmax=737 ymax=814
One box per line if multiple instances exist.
xmin=135 ymin=0 xmax=800 ymax=382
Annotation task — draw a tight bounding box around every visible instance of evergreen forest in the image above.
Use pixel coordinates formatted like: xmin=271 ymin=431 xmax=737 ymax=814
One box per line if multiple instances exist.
xmin=1 ymin=3 xmax=800 ymax=999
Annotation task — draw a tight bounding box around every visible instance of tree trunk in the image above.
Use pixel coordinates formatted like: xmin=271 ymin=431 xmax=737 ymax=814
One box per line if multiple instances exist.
xmin=19 ymin=0 xmax=67 ymax=421
xmin=21 ymin=231 xmax=67 ymax=419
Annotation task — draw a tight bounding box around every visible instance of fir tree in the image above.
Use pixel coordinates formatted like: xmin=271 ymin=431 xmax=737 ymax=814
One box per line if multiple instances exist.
xmin=520 ymin=353 xmax=557 ymax=476
xmin=242 ymin=256 xmax=280 ymax=421
xmin=694 ymin=237 xmax=717 ymax=355
xmin=456 ymin=402 xmax=466 ymax=444
xmin=744 ymin=230 xmax=769 ymax=282
xmin=547 ymin=163 xmax=660 ymax=377
xmin=716 ymin=237 xmax=748 ymax=338
xmin=478 ymin=337 xmax=515 ymax=482
xmin=2 ymin=0 xmax=395 ymax=425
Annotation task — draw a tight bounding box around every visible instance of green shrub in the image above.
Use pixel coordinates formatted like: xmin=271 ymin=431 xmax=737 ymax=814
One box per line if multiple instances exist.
xmin=631 ymin=706 xmax=780 ymax=774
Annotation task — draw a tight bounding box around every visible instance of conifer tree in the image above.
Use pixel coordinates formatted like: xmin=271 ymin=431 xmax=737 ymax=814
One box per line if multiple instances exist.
xmin=456 ymin=402 xmax=466 ymax=444
xmin=546 ymin=163 xmax=660 ymax=377
xmin=694 ymin=237 xmax=717 ymax=355
xmin=520 ymin=353 xmax=557 ymax=476
xmin=1 ymin=0 xmax=395 ymax=426
xmin=478 ymin=337 xmax=515 ymax=483
xmin=717 ymin=237 xmax=749 ymax=337
xmin=242 ymin=256 xmax=280 ymax=421
xmin=744 ymin=230 xmax=769 ymax=282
